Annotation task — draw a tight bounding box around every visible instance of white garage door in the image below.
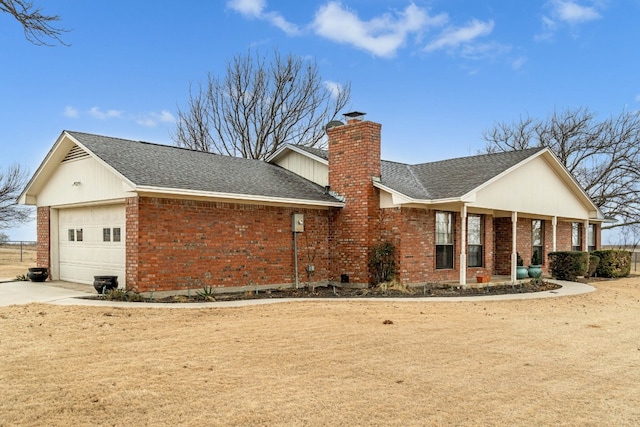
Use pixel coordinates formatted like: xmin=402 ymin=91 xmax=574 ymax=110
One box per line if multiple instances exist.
xmin=58 ymin=205 xmax=126 ymax=286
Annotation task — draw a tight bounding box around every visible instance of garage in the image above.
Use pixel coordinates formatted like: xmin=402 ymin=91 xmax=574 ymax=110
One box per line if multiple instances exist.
xmin=58 ymin=205 xmax=126 ymax=286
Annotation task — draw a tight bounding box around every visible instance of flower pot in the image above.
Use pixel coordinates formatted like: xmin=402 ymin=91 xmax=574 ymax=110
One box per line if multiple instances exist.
xmin=516 ymin=266 xmax=529 ymax=280
xmin=93 ymin=276 xmax=118 ymax=293
xmin=476 ymin=275 xmax=491 ymax=283
xmin=528 ymin=265 xmax=542 ymax=278
xmin=27 ymin=267 xmax=49 ymax=282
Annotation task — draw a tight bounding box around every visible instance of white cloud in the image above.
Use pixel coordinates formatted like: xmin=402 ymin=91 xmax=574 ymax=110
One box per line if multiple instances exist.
xmin=312 ymin=2 xmax=446 ymax=58
xmin=425 ymin=19 xmax=494 ymax=52
xmin=136 ymin=110 xmax=176 ymax=128
xmin=324 ymin=81 xmax=343 ymax=99
xmin=635 ymin=94 xmax=640 ymax=102
xmin=512 ymin=56 xmax=527 ymax=70
xmin=536 ymin=1 xmax=602 ymax=41
xmin=227 ymin=0 xmax=299 ymax=35
xmin=64 ymin=106 xmax=79 ymax=118
xmin=88 ymin=107 xmax=123 ymax=120
xmin=552 ymin=0 xmax=601 ymax=24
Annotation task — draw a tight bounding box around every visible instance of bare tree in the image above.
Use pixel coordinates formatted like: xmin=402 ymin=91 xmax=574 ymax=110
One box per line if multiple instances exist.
xmin=483 ymin=107 xmax=640 ymax=231
xmin=172 ymin=49 xmax=351 ymax=160
xmin=0 ymin=164 xmax=31 ymax=230
xmin=0 ymin=0 xmax=68 ymax=46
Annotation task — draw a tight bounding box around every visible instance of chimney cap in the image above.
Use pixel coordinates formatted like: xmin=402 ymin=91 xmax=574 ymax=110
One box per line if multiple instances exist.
xmin=343 ymin=111 xmax=366 ymax=121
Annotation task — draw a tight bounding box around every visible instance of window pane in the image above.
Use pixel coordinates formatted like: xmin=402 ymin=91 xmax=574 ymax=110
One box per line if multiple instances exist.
xmin=103 ymin=228 xmax=111 ymax=242
xmin=532 ymin=220 xmax=542 ymax=245
xmin=68 ymin=229 xmax=75 ymax=242
xmin=436 ymin=212 xmax=452 ymax=245
xmin=436 ymin=245 xmax=454 ymax=269
xmin=572 ymin=223 xmax=580 ymax=247
xmin=468 ymin=245 xmax=483 ymax=267
xmin=588 ymin=225 xmax=596 ymax=246
xmin=533 ymin=246 xmax=543 ymax=265
xmin=76 ymin=229 xmax=83 ymax=242
xmin=113 ymin=228 xmax=121 ymax=242
xmin=468 ymin=215 xmax=481 ymax=245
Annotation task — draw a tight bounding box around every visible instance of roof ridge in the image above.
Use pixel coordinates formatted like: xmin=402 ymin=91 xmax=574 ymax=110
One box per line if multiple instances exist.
xmin=405 ymin=164 xmax=430 ymax=198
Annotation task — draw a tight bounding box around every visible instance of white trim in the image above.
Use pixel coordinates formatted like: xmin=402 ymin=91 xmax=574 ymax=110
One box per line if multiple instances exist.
xmin=266 ymin=144 xmax=328 ymax=165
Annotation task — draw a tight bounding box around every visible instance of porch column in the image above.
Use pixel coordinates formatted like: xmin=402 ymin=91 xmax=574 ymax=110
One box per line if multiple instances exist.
xmin=552 ymin=216 xmax=558 ymax=252
xmin=511 ymin=211 xmax=518 ymax=284
xmin=583 ymin=220 xmax=590 ymax=251
xmin=460 ymin=204 xmax=467 ymax=286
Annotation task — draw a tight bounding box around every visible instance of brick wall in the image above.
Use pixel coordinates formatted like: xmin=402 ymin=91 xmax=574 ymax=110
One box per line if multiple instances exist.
xmin=36 ymin=206 xmax=50 ymax=278
xmin=128 ymin=196 xmax=331 ymax=292
xmin=327 ymin=119 xmax=382 ymax=285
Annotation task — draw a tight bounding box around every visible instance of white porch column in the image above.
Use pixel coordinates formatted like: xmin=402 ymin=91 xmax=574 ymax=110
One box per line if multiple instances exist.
xmin=552 ymin=216 xmax=558 ymax=252
xmin=460 ymin=204 xmax=467 ymax=287
xmin=511 ymin=211 xmax=518 ymax=284
xmin=583 ymin=220 xmax=590 ymax=251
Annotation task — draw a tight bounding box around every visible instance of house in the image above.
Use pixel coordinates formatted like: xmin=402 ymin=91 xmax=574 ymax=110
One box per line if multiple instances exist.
xmin=19 ymin=113 xmax=605 ymax=293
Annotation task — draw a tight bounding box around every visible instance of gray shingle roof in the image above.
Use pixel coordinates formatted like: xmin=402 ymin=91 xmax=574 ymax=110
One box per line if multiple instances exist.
xmin=66 ymin=131 xmax=340 ymax=204
xmin=381 ymin=148 xmax=545 ymax=199
xmin=289 ymin=143 xmax=545 ymax=200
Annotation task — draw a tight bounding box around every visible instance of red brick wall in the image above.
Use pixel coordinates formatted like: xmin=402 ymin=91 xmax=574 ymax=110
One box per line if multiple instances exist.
xmin=36 ymin=206 xmax=50 ymax=277
xmin=127 ymin=196 xmax=331 ymax=292
xmin=379 ymin=207 xmax=495 ymax=284
xmin=327 ymin=120 xmax=382 ymax=285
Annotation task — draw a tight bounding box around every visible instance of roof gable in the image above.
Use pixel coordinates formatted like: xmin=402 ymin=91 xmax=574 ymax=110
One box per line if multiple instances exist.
xmin=20 ymin=131 xmax=343 ymax=207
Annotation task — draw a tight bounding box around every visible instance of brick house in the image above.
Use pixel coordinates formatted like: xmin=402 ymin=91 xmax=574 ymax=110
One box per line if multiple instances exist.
xmin=19 ymin=113 xmax=604 ymax=293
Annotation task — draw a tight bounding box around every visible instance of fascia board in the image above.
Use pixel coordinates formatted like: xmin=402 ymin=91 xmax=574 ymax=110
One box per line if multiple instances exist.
xmin=133 ymin=185 xmax=345 ymax=208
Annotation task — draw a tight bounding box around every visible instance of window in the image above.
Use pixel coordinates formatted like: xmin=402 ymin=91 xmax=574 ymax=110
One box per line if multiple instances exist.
xmin=103 ymin=228 xmax=111 ymax=242
xmin=436 ymin=211 xmax=454 ymax=269
xmin=68 ymin=229 xmax=75 ymax=241
xmin=113 ymin=227 xmax=121 ymax=242
xmin=76 ymin=228 xmax=83 ymax=242
xmin=468 ymin=215 xmax=483 ymax=267
xmin=571 ymin=223 xmax=582 ymax=251
xmin=532 ymin=220 xmax=543 ymax=265
xmin=588 ymin=224 xmax=596 ymax=252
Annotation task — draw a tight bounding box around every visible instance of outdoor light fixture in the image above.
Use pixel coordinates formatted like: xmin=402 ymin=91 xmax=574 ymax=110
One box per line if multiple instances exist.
xmin=72 ymin=181 xmax=81 ymax=186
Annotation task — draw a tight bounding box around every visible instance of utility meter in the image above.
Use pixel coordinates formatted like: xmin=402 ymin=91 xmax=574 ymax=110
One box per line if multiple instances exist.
xmin=292 ymin=213 xmax=304 ymax=232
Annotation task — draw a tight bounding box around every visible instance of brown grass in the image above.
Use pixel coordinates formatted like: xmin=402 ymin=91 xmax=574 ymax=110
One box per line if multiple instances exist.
xmin=1 ymin=276 xmax=639 ymax=426
xmin=0 ymin=244 xmax=36 ymax=280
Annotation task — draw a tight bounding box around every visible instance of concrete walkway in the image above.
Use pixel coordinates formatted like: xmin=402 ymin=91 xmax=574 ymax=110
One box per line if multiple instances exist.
xmin=0 ymin=279 xmax=597 ymax=308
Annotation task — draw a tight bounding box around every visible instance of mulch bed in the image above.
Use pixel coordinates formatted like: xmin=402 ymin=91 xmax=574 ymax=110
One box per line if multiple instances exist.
xmin=92 ymin=280 xmax=562 ymax=303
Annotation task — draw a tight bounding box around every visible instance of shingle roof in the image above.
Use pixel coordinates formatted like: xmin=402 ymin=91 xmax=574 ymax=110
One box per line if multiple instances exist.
xmin=381 ymin=148 xmax=545 ymax=199
xmin=66 ymin=131 xmax=341 ymax=204
xmin=288 ymin=143 xmax=545 ymax=200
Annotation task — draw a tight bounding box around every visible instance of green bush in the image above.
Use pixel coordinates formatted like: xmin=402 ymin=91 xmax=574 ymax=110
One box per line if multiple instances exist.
xmin=591 ymin=250 xmax=631 ymax=278
xmin=586 ymin=255 xmax=600 ymax=278
xmin=368 ymin=241 xmax=397 ymax=286
xmin=548 ymin=251 xmax=589 ymax=281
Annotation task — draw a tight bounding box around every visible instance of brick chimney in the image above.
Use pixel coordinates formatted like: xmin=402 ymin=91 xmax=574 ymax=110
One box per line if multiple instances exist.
xmin=327 ymin=112 xmax=382 ymax=286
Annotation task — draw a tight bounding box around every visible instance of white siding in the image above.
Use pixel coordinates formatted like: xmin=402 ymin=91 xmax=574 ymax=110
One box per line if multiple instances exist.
xmin=58 ymin=205 xmax=126 ymax=286
xmin=275 ymin=151 xmax=328 ymax=187
xmin=472 ymin=156 xmax=592 ymax=218
xmin=37 ymin=156 xmax=129 ymax=207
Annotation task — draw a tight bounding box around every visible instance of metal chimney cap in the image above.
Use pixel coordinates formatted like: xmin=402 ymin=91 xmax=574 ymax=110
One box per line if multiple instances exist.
xmin=343 ymin=111 xmax=366 ymax=120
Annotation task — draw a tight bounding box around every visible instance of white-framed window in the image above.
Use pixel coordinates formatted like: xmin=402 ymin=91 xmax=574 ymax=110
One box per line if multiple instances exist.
xmin=468 ymin=215 xmax=483 ymax=267
xmin=588 ymin=224 xmax=596 ymax=252
xmin=532 ymin=220 xmax=543 ymax=264
xmin=103 ymin=228 xmax=111 ymax=242
xmin=436 ymin=211 xmax=454 ymax=269
xmin=572 ymin=222 xmax=582 ymax=251
xmin=68 ymin=228 xmax=83 ymax=242
xmin=113 ymin=227 xmax=121 ymax=242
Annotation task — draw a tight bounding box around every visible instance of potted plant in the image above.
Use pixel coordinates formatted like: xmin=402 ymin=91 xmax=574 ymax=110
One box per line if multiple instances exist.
xmin=27 ymin=267 xmax=49 ymax=282
xmin=528 ymin=252 xmax=542 ymax=278
xmin=516 ymin=253 xmax=528 ymax=279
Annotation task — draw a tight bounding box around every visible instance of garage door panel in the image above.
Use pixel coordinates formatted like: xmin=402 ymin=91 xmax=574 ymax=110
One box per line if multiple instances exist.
xmin=58 ymin=205 xmax=125 ymax=286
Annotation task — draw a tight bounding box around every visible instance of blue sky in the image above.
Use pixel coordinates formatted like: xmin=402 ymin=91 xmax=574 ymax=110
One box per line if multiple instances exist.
xmin=2 ymin=0 xmax=639 ymax=240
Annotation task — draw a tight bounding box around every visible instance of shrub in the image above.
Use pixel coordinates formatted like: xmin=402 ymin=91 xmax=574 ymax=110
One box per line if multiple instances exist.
xmin=586 ymin=255 xmax=600 ymax=278
xmin=591 ymin=250 xmax=631 ymax=278
xmin=368 ymin=241 xmax=396 ymax=286
xmin=548 ymin=251 xmax=589 ymax=281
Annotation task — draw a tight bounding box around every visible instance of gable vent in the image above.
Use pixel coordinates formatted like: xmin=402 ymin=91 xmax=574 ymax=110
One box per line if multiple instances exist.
xmin=62 ymin=145 xmax=90 ymax=162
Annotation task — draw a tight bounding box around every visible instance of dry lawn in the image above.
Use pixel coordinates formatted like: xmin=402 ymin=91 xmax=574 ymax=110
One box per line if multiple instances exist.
xmin=0 ymin=244 xmax=37 ymax=280
xmin=1 ymin=277 xmax=639 ymax=426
